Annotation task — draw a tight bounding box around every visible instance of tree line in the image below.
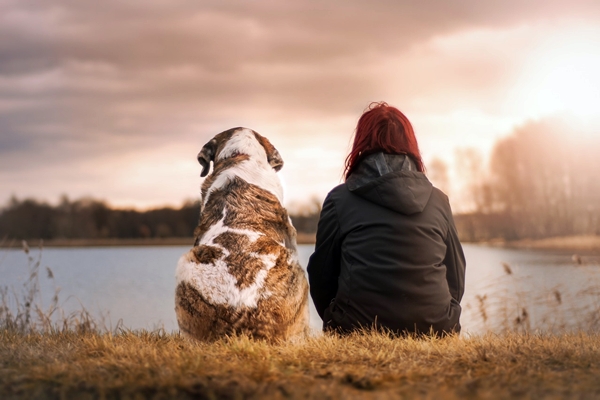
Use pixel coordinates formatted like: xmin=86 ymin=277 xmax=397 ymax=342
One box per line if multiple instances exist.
xmin=0 ymin=196 xmax=320 ymax=241
xmin=452 ymin=118 xmax=600 ymax=241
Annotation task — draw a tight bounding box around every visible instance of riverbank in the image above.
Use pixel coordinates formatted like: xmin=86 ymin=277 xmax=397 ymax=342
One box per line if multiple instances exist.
xmin=1 ymin=329 xmax=599 ymax=399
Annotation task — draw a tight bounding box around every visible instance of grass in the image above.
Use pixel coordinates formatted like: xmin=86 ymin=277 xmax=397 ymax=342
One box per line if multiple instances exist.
xmin=2 ymin=329 xmax=600 ymax=399
xmin=2 ymin=241 xmax=600 ymax=399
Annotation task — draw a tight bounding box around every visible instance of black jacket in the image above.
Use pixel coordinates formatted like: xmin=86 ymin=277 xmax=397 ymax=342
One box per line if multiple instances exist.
xmin=307 ymin=152 xmax=465 ymax=335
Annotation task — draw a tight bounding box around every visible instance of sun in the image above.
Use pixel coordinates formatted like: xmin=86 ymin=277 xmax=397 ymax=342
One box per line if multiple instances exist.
xmin=535 ymin=51 xmax=600 ymax=118
xmin=516 ymin=26 xmax=600 ymax=121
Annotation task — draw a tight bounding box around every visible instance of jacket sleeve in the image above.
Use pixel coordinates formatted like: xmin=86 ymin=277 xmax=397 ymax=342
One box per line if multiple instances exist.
xmin=306 ymin=193 xmax=342 ymax=319
xmin=443 ymin=211 xmax=466 ymax=303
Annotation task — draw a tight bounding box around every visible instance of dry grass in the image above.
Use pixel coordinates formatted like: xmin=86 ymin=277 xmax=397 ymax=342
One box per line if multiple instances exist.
xmin=1 ymin=329 xmax=600 ymax=399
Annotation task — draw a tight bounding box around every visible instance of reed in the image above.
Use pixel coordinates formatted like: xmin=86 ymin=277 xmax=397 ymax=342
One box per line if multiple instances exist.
xmin=0 ymin=241 xmax=111 ymax=334
xmin=463 ymin=256 xmax=600 ymax=334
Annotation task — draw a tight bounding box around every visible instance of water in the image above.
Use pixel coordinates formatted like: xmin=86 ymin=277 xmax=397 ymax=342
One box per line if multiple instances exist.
xmin=1 ymin=244 xmax=599 ymax=335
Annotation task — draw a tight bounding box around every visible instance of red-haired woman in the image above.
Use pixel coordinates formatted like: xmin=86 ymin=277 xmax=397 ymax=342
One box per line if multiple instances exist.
xmin=307 ymin=102 xmax=465 ymax=335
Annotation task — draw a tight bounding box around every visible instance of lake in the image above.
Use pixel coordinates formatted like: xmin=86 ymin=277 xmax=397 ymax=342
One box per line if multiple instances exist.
xmin=1 ymin=244 xmax=599 ymax=335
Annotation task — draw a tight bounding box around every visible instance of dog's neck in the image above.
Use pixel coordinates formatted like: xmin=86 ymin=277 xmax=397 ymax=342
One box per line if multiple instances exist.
xmin=201 ymin=158 xmax=283 ymax=207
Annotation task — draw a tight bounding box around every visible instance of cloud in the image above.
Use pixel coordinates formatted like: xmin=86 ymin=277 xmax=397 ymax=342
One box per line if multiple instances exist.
xmin=2 ymin=0 xmax=600 ymax=207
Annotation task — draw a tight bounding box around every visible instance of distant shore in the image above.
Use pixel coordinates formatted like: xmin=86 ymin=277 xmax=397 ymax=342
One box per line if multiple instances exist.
xmin=476 ymin=235 xmax=600 ymax=253
xmin=2 ymin=234 xmax=599 ymax=252
xmin=0 ymin=233 xmax=318 ymax=248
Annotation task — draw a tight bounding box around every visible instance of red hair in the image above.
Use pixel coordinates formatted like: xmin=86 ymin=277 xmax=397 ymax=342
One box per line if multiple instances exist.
xmin=344 ymin=102 xmax=424 ymax=180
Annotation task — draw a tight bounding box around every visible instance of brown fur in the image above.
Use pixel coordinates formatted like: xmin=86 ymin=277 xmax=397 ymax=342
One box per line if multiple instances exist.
xmin=176 ymin=279 xmax=309 ymax=342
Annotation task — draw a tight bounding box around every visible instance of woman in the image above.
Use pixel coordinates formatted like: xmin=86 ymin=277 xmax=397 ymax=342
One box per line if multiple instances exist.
xmin=307 ymin=102 xmax=465 ymax=335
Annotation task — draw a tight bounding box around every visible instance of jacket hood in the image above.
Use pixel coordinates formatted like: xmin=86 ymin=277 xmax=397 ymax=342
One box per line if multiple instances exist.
xmin=346 ymin=152 xmax=433 ymax=215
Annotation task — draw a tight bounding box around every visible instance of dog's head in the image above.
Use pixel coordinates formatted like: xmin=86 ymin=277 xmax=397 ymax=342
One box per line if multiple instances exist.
xmin=197 ymin=127 xmax=284 ymax=177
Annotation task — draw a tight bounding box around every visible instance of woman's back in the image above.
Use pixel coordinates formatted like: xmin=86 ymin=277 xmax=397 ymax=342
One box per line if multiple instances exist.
xmin=308 ymin=152 xmax=463 ymax=334
xmin=307 ymin=102 xmax=465 ymax=336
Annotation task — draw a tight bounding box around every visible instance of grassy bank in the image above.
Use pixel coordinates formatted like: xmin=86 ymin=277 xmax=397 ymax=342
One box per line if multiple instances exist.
xmin=1 ymin=329 xmax=600 ymax=399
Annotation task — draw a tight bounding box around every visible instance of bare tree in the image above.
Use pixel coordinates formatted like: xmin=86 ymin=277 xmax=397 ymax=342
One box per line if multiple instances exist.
xmin=454 ymin=148 xmax=494 ymax=214
xmin=486 ymin=118 xmax=600 ymax=239
xmin=428 ymin=157 xmax=450 ymax=197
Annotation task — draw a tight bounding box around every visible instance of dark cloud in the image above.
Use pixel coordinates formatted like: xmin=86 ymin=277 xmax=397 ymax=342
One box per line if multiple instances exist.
xmin=4 ymin=1 xmax=598 ymax=71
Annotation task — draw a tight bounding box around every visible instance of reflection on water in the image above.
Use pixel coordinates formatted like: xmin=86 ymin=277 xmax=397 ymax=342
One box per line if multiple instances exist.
xmin=1 ymin=244 xmax=599 ymax=335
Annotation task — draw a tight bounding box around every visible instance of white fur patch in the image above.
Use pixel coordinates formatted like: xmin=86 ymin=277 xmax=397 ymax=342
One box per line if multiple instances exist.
xmin=202 ymin=129 xmax=284 ymax=206
xmin=175 ymin=207 xmax=279 ymax=308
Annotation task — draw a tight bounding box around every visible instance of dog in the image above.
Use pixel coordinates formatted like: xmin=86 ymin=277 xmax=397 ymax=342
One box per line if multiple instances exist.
xmin=175 ymin=127 xmax=309 ymax=342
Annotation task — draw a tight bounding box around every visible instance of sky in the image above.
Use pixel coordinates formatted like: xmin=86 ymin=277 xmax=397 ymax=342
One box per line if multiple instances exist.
xmin=1 ymin=0 xmax=600 ymax=212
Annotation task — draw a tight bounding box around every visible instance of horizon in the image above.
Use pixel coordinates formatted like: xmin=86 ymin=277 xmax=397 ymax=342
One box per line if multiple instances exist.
xmin=2 ymin=1 xmax=600 ymax=213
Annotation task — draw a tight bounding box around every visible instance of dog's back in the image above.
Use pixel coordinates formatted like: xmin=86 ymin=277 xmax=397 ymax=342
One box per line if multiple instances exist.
xmin=175 ymin=128 xmax=309 ymax=342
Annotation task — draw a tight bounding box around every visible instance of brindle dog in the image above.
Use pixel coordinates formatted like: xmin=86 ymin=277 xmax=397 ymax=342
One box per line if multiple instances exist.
xmin=175 ymin=127 xmax=309 ymax=342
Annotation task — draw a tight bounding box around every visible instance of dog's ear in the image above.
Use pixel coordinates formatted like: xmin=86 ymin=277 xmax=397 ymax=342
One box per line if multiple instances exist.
xmin=253 ymin=131 xmax=284 ymax=171
xmin=197 ymin=139 xmax=217 ymax=177
xmin=266 ymin=147 xmax=284 ymax=172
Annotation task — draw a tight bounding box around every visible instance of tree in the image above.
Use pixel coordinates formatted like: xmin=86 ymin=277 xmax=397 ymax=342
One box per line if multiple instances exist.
xmin=428 ymin=157 xmax=450 ymax=197
xmin=484 ymin=118 xmax=600 ymax=239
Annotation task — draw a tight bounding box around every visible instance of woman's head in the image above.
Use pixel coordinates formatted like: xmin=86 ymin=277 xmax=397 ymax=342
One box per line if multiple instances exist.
xmin=344 ymin=102 xmax=424 ymax=179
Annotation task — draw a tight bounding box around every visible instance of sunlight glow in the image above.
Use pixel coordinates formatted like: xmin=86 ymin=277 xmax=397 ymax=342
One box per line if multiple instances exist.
xmin=516 ymin=26 xmax=600 ymax=121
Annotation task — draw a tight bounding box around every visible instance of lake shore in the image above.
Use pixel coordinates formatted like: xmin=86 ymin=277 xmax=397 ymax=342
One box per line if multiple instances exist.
xmin=1 ymin=329 xmax=599 ymax=399
xmin=0 ymin=233 xmax=318 ymax=248
xmin=2 ymin=234 xmax=599 ymax=253
xmin=478 ymin=235 xmax=600 ymax=253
